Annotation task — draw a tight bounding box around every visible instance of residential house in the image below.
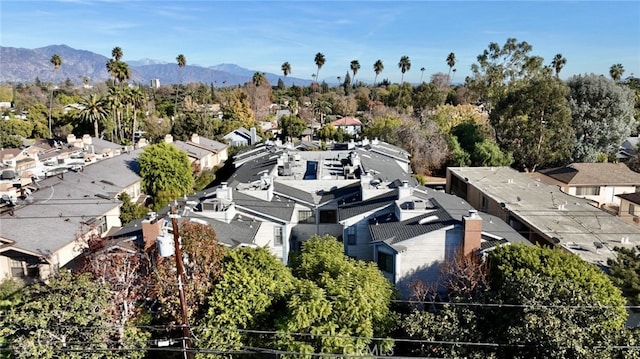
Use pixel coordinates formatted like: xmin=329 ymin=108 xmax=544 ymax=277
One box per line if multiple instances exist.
xmin=330 ymin=116 xmax=362 ymax=137
xmin=338 ymin=178 xmax=527 ymax=297
xmin=166 ymin=134 xmax=228 ymax=172
xmin=223 ymin=127 xmax=261 ymax=147
xmin=618 ymin=136 xmax=639 ymax=161
xmin=617 ymin=192 xmax=640 ymax=225
xmin=0 ymin=150 xmax=143 ymax=280
xmin=447 ymin=166 xmax=640 ymax=267
xmin=536 ymin=163 xmax=640 ymax=207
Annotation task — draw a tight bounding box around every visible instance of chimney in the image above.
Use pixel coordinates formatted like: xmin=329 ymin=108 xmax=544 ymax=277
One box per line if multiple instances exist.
xmin=164 ymin=134 xmax=174 ymax=144
xmin=141 ymin=213 xmax=163 ymax=251
xmin=216 ymin=182 xmax=233 ymax=201
xmin=82 ymin=134 xmax=92 ymax=145
xmin=191 ymin=133 xmax=200 ymax=144
xmin=250 ymin=127 xmax=257 ymax=145
xmin=462 ymin=210 xmax=482 ymax=257
xmin=397 ymin=180 xmax=412 ymax=199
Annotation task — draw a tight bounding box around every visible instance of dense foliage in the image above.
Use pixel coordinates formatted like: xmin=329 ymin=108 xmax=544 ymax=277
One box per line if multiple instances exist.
xmin=196 ymin=235 xmax=395 ymax=357
xmin=138 ymin=142 xmax=194 ymax=210
xmin=399 ymin=245 xmax=634 ymax=358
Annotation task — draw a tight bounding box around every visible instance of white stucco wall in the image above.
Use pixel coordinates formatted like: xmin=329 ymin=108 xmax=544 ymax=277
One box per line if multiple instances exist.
xmin=568 ymin=185 xmax=637 ymax=206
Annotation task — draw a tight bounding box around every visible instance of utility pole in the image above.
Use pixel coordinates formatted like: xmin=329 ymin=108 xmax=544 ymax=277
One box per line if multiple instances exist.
xmin=170 ymin=206 xmax=194 ymax=359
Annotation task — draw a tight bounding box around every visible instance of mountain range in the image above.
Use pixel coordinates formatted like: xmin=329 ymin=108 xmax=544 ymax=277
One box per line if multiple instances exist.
xmin=0 ymin=44 xmax=311 ymax=87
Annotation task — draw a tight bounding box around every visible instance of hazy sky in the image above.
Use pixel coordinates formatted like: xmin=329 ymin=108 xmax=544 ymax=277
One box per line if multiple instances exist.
xmin=1 ymin=0 xmax=638 ymax=83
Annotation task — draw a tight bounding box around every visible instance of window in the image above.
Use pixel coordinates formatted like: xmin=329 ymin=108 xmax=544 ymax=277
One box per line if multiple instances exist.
xmin=298 ymin=210 xmax=314 ymax=224
xmin=575 ymin=186 xmax=600 ymax=196
xmin=481 ymin=196 xmax=488 ymax=212
xmin=629 ymin=204 xmax=640 ymax=216
xmin=274 ymin=226 xmax=283 ymax=246
xmin=99 ymin=216 xmax=108 ymax=233
xmin=346 ymin=227 xmax=356 ymax=245
xmin=319 ymin=210 xmax=337 ymax=224
xmin=10 ymin=259 xmax=24 ymax=278
xmin=377 ymin=252 xmax=394 ymax=273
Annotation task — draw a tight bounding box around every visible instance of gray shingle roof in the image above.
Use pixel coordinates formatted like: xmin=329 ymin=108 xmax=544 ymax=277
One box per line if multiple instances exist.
xmin=539 ymin=163 xmax=640 ymax=186
xmin=185 ymin=213 xmax=259 ymax=247
xmin=338 ymin=191 xmax=397 ymax=221
xmin=232 ymin=190 xmax=295 ymax=222
xmin=369 ymin=204 xmax=456 ymax=244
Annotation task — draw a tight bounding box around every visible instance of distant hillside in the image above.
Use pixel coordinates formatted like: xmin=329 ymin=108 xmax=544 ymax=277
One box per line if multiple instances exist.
xmin=0 ymin=45 xmax=311 ymax=87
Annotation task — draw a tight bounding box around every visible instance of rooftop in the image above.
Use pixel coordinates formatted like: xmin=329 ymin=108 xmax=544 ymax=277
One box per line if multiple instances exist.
xmin=448 ymin=166 xmax=640 ymax=266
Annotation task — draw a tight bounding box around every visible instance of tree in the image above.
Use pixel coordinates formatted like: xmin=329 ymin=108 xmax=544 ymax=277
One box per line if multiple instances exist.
xmin=471 ymin=140 xmax=514 ymax=166
xmin=281 ymin=61 xmax=291 ymax=86
xmin=314 ymin=52 xmax=326 ymax=84
xmin=76 ymin=93 xmax=108 ymax=138
xmin=490 ymin=75 xmax=574 ymax=172
xmin=138 ymin=142 xmax=194 ymax=210
xmin=175 ymin=54 xmax=187 ymax=113
xmin=610 ymin=63 xmax=625 ymax=81
xmin=467 ymin=38 xmax=546 ymax=113
xmin=151 ymin=220 xmax=224 ymax=325
xmin=125 ymin=87 xmax=145 ymax=144
xmin=608 ymin=246 xmax=640 ymax=306
xmin=373 ymin=59 xmax=384 ymax=86
xmin=48 ymin=54 xmax=62 ymax=138
xmin=118 ymin=192 xmax=147 ymax=225
xmin=446 ymin=52 xmax=456 ymax=83
xmin=399 ymin=245 xmax=631 ymax=358
xmin=350 ymin=59 xmax=361 ymax=84
xmin=278 ymin=114 xmax=307 ymax=142
xmin=312 ymin=99 xmax=332 ymax=124
xmin=0 ymin=271 xmax=146 ymax=358
xmin=551 ymin=53 xmax=567 ymax=77
xmin=112 ymin=46 xmax=123 ymax=62
xmin=197 ymin=236 xmax=395 ymax=356
xmin=419 ymin=67 xmax=426 ymax=83
xmin=398 ymin=55 xmax=411 ymax=84
xmin=567 ymin=74 xmax=637 ymax=162
xmin=252 ymin=71 xmax=266 ymax=87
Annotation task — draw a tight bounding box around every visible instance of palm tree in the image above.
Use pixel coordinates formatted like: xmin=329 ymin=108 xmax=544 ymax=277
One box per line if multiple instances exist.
xmin=337 ymin=76 xmax=342 ymax=86
xmin=175 ymin=54 xmax=187 ymax=112
xmin=350 ymin=60 xmax=361 ymax=84
xmin=48 ymin=54 xmax=62 ymax=138
xmin=252 ymin=72 xmax=266 ymax=87
xmin=420 ymin=67 xmax=426 ymax=83
xmin=114 ymin=61 xmax=131 ymax=87
xmin=373 ymin=59 xmax=384 ymax=86
xmin=111 ymin=47 xmax=123 ymax=62
xmin=314 ymin=52 xmax=325 ymax=84
xmin=446 ymin=52 xmax=456 ymax=82
xmin=610 ymin=63 xmax=624 ymax=81
xmin=551 ymin=54 xmax=567 ymax=78
xmin=77 ymin=94 xmax=108 ymax=139
xmin=281 ymin=62 xmax=291 ymax=86
xmin=312 ymin=100 xmax=332 ymax=124
xmin=106 ymin=86 xmax=123 ymax=142
xmin=126 ymin=87 xmax=145 ymax=144
xmin=398 ymin=56 xmax=411 ymax=84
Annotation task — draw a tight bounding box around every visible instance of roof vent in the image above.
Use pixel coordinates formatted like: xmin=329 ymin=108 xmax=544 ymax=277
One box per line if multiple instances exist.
xmin=418 ymin=215 xmax=439 ymax=224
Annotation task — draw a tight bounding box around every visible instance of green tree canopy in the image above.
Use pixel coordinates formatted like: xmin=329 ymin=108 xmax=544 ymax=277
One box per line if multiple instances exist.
xmin=278 ymin=114 xmax=307 ymax=142
xmin=567 ymin=73 xmax=637 ymax=162
xmin=196 ymin=235 xmax=395 ymax=357
xmin=0 ymin=271 xmax=145 ymax=358
xmin=138 ymin=142 xmax=194 ymax=210
xmin=490 ymin=75 xmax=574 ymax=172
xmin=399 ymin=245 xmax=632 ymax=358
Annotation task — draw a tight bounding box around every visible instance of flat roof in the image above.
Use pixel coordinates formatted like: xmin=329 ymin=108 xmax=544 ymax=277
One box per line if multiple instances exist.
xmin=448 ymin=166 xmax=640 ymax=266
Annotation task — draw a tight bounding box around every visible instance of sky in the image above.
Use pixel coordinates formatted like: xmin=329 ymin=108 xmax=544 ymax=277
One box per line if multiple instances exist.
xmin=1 ymin=0 xmax=639 ymax=84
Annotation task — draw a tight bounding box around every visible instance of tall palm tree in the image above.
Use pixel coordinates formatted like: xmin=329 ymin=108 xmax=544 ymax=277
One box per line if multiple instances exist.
xmin=610 ymin=63 xmax=624 ymax=82
xmin=77 ymin=94 xmax=108 ymax=139
xmin=337 ymin=76 xmax=342 ymax=86
xmin=252 ymin=72 xmax=266 ymax=87
xmin=446 ymin=52 xmax=456 ymax=82
xmin=114 ymin=61 xmax=131 ymax=87
xmin=373 ymin=59 xmax=384 ymax=86
xmin=126 ymin=87 xmax=145 ymax=144
xmin=175 ymin=54 xmax=187 ymax=112
xmin=281 ymin=62 xmax=291 ymax=86
xmin=420 ymin=67 xmax=426 ymax=83
xmin=48 ymin=54 xmax=62 ymax=137
xmin=314 ymin=52 xmax=326 ymax=84
xmin=350 ymin=60 xmax=361 ymax=84
xmin=398 ymin=56 xmax=411 ymax=84
xmin=312 ymin=100 xmax=332 ymax=124
xmin=112 ymin=47 xmax=123 ymax=62
xmin=551 ymin=54 xmax=567 ymax=78
xmin=106 ymin=87 xmax=123 ymax=142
